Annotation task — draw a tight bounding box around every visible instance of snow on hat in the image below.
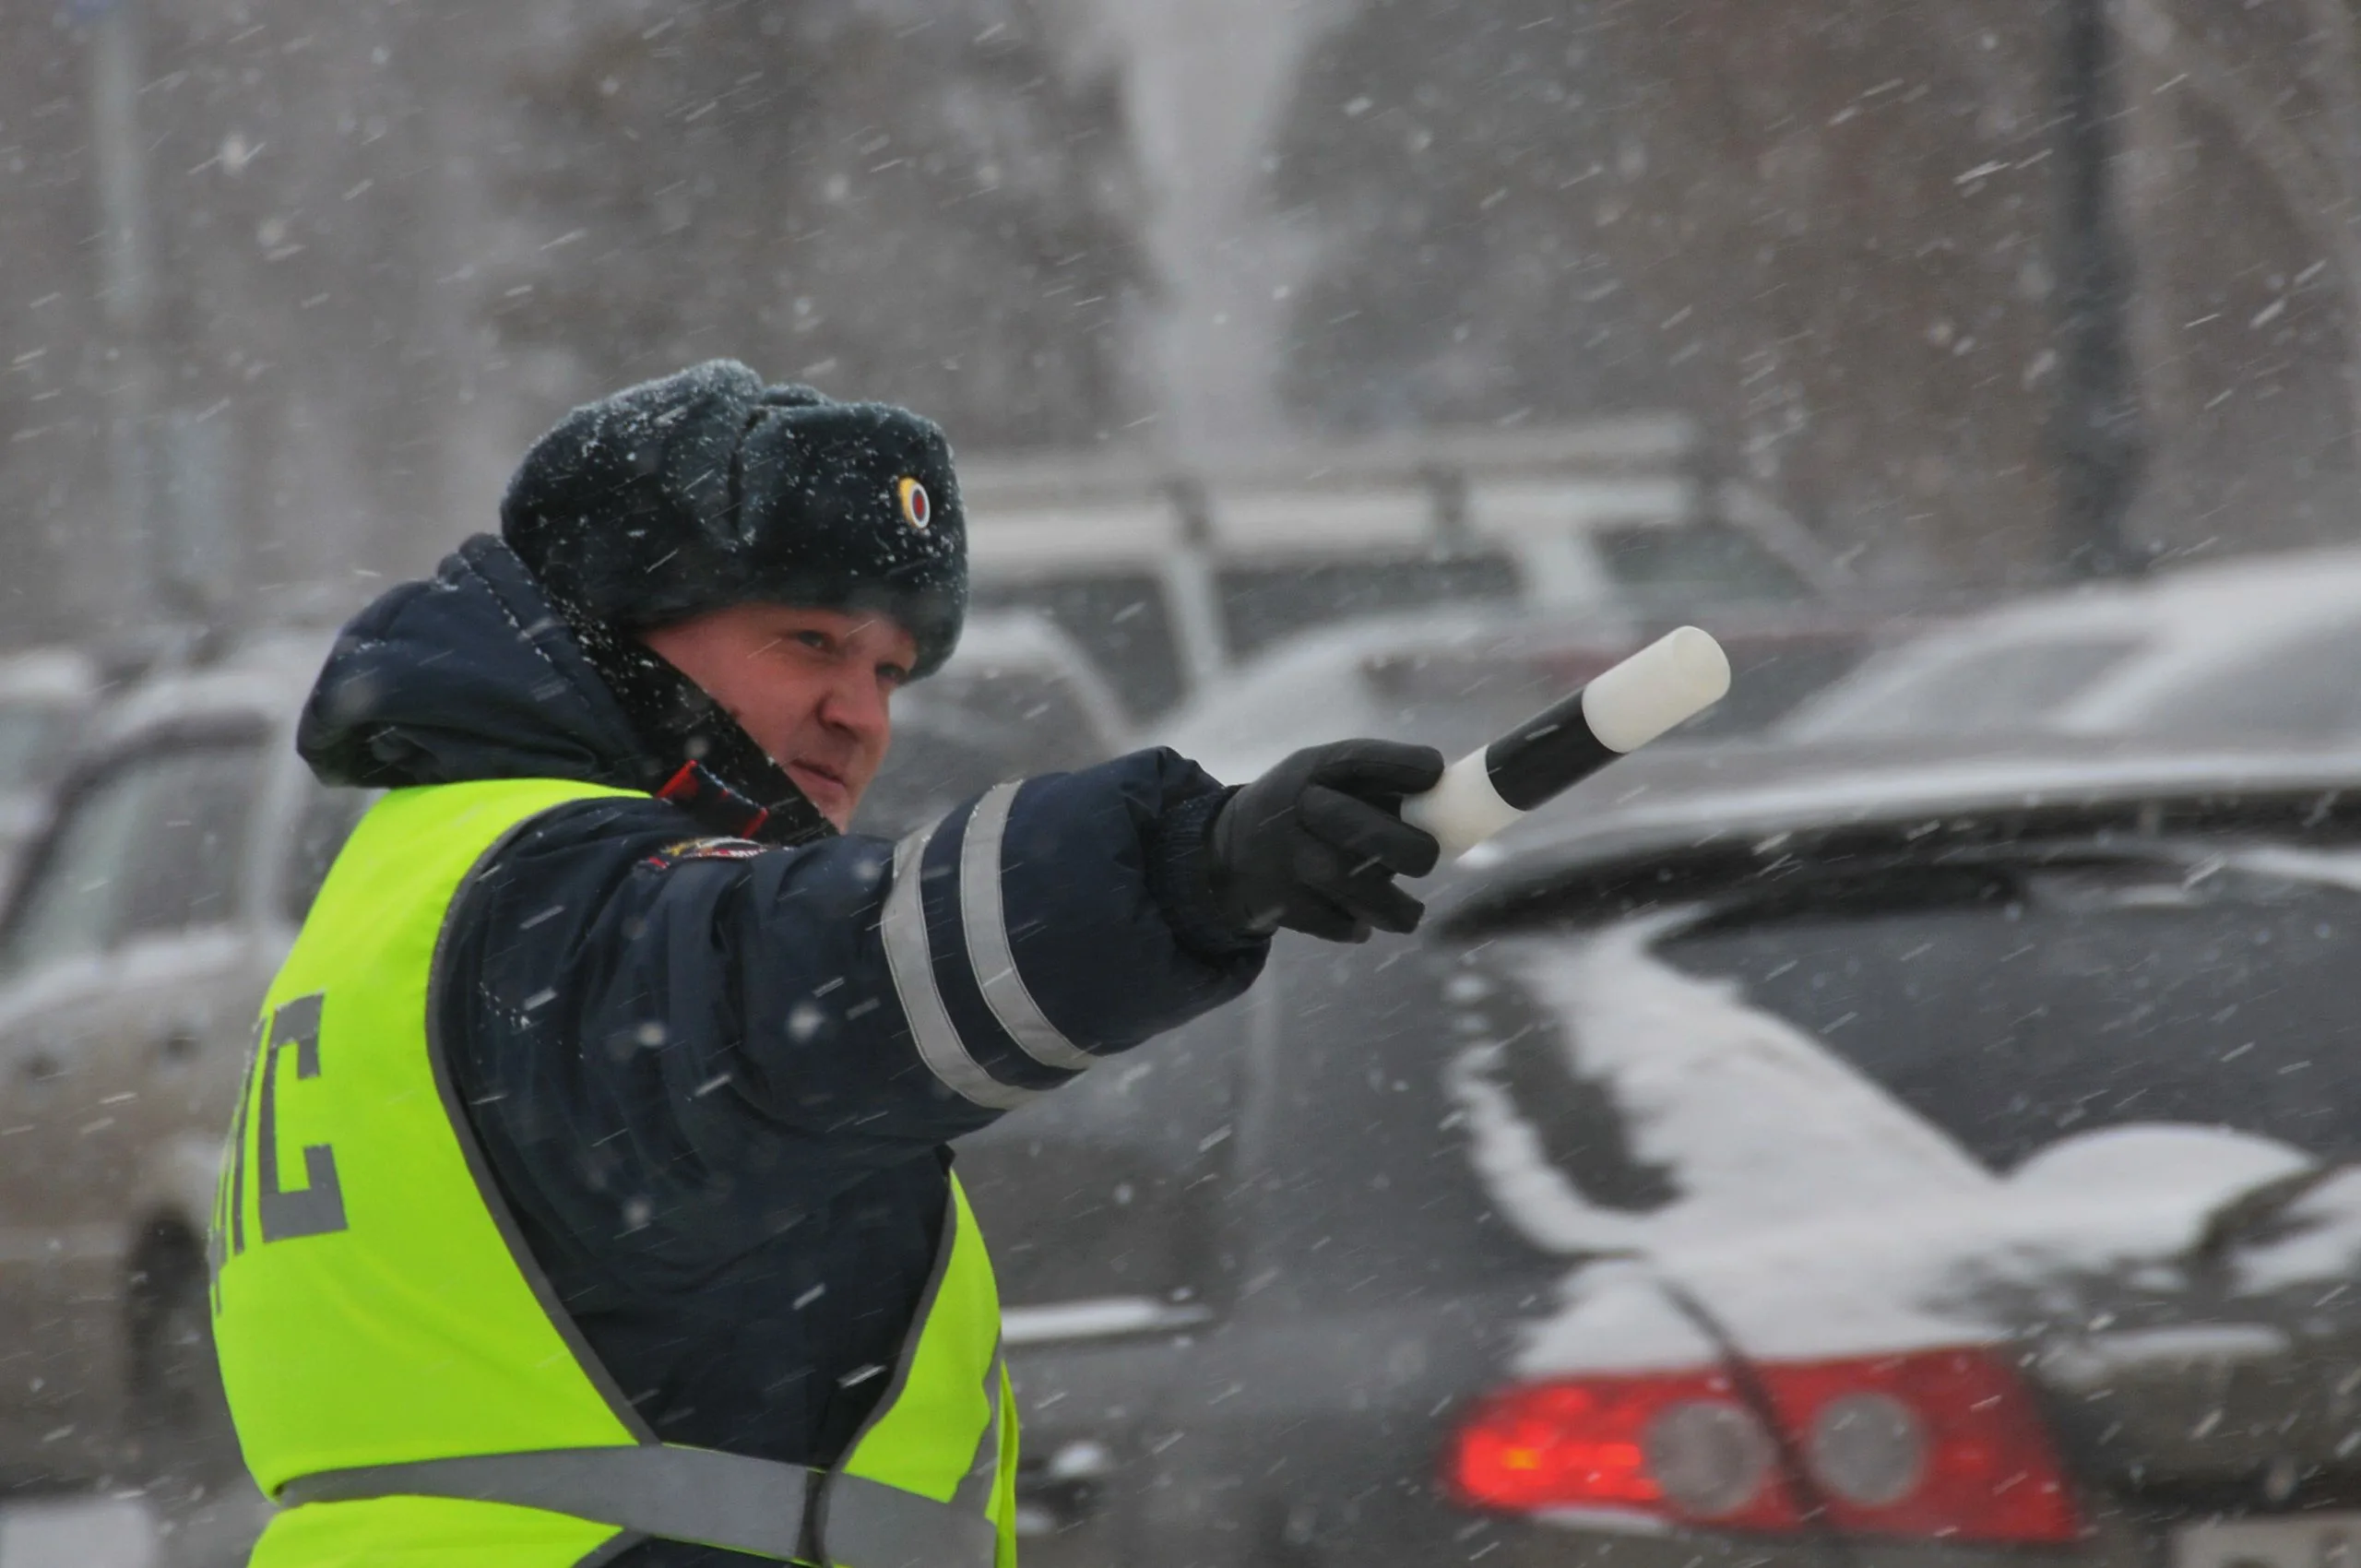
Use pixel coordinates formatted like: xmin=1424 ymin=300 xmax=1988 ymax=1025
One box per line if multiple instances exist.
xmin=501 ymin=360 xmax=967 ymax=677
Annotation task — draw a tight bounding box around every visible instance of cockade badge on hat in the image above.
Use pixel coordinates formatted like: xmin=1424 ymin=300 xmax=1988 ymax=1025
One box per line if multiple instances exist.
xmin=895 ymin=476 xmax=931 ymax=530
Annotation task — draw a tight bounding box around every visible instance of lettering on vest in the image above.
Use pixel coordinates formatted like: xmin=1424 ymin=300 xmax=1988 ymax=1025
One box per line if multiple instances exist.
xmin=217 ymin=992 xmax=349 ymax=1262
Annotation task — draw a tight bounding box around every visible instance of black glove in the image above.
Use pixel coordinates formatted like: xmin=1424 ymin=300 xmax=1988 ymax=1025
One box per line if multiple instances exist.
xmin=1206 ymin=739 xmax=1445 ymax=943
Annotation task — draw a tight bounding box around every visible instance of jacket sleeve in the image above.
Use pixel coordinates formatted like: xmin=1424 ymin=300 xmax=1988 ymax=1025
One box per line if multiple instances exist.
xmin=442 ymin=748 xmax=1265 ymax=1218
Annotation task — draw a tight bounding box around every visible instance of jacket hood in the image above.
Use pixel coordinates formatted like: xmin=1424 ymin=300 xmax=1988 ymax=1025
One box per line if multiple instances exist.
xmin=298 ymin=535 xmax=662 ymax=791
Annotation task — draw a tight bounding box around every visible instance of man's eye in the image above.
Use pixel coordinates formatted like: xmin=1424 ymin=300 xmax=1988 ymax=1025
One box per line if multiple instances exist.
xmin=794 ymin=631 xmax=832 ymax=652
xmin=879 ymin=665 xmax=910 ymax=688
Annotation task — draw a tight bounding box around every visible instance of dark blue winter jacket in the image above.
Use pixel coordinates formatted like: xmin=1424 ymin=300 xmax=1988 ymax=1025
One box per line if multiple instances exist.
xmin=295 ymin=536 xmax=1266 ymax=1566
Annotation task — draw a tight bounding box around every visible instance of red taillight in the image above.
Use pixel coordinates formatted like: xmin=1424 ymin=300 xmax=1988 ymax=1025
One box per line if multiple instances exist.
xmin=1762 ymin=1349 xmax=2081 ymax=1543
xmin=1448 ymin=1368 xmax=1801 ymax=1528
xmin=1447 ymin=1348 xmax=2082 ymax=1544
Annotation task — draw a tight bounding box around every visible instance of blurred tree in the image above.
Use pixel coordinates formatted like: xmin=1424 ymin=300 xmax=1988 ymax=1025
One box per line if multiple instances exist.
xmin=0 ymin=6 xmax=107 ymax=639
xmin=2117 ymin=0 xmax=2361 ymax=441
xmin=2109 ymin=0 xmax=2361 ymax=554
xmin=1269 ymin=0 xmax=1671 ymax=432
xmin=3 ymin=0 xmax=561 ymax=630
xmin=0 ymin=0 xmax=1145 ymax=647
xmin=485 ymin=0 xmax=1147 ymax=449
xmin=1272 ymin=1 xmax=2361 ymax=581
xmin=1272 ymin=0 xmax=2070 ymax=583
xmin=2051 ymin=0 xmax=2147 ymax=580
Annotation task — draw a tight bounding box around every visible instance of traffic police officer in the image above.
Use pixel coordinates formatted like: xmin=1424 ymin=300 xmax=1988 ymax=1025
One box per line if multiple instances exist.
xmin=208 ymin=362 xmax=1443 ymax=1567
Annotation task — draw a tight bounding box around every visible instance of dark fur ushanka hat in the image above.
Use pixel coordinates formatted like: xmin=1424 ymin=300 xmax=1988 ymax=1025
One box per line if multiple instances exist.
xmin=500 ymin=360 xmax=968 ymax=678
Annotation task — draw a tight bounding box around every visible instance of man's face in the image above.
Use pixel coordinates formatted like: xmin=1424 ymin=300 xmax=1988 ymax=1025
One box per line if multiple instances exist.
xmin=638 ymin=603 xmax=917 ymax=830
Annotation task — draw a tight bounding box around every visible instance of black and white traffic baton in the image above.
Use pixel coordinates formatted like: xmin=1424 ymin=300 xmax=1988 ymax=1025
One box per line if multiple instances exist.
xmin=1400 ymin=626 xmax=1733 ymax=861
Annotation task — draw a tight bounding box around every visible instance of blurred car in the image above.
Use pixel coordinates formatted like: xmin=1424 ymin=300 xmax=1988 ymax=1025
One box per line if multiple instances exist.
xmin=965 ymin=426 xmax=1842 ymax=722
xmin=1152 ymin=604 xmax=1883 ymax=781
xmin=0 ymin=631 xmax=357 ymax=1491
xmin=1784 ymin=547 xmax=2361 ymax=745
xmin=958 ymin=735 xmax=2361 ymax=1568
xmin=854 ymin=612 xmax=1133 ymax=838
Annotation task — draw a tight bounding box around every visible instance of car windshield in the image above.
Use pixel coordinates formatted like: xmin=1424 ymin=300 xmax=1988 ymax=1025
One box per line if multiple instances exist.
xmin=1592 ymin=519 xmax=1811 ymax=607
xmin=0 ymin=705 xmax=78 ymax=796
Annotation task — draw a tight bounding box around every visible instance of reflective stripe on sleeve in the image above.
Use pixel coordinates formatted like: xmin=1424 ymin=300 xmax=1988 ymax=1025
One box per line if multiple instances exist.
xmin=882 ymin=822 xmax=1039 ymax=1111
xmin=957 ymin=783 xmax=1098 ymax=1074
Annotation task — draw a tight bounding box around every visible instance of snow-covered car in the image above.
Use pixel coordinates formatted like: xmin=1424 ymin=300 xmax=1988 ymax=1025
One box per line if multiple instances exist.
xmin=1784 ymin=547 xmax=2361 ymax=745
xmin=1153 ymin=605 xmax=1881 ymax=782
xmin=965 ymin=426 xmax=1842 ymax=722
xmin=958 ymin=735 xmax=2361 ymax=1568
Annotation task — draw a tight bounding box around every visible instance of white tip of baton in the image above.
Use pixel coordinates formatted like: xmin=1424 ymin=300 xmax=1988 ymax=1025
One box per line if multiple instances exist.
xmin=1400 ymin=750 xmax=1522 ymax=862
xmin=1580 ymin=626 xmax=1732 ymax=754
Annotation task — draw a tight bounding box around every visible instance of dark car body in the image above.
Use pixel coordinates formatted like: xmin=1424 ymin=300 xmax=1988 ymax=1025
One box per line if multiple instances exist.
xmin=957 ymin=738 xmax=2361 ymax=1568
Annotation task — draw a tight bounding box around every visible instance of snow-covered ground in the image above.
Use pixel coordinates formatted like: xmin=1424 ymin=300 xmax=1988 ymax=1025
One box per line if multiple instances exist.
xmin=0 ymin=1486 xmax=266 ymax=1568
xmin=0 ymin=1497 xmax=155 ymax=1568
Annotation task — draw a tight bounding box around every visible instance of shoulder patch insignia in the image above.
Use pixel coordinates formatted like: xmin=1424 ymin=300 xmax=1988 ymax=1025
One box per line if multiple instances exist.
xmin=644 ymin=837 xmax=768 ymax=868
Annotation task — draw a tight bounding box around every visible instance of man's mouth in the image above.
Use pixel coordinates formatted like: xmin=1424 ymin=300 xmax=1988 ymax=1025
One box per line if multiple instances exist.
xmin=787 ymin=759 xmax=849 ymax=802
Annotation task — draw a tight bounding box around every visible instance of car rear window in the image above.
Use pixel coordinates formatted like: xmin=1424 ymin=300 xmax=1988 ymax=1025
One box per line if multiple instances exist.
xmin=1 ymin=740 xmax=265 ymax=977
xmin=2115 ymin=618 xmax=2361 ymax=741
xmin=1649 ymin=856 xmax=2361 ymax=1170
xmin=1796 ymin=634 xmax=2143 ymax=739
xmin=1216 ymin=552 xmax=1522 ymax=661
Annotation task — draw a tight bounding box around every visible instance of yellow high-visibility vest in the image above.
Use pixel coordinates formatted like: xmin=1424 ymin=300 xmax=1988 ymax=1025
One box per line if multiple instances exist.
xmin=209 ymin=778 xmax=1018 ymax=1567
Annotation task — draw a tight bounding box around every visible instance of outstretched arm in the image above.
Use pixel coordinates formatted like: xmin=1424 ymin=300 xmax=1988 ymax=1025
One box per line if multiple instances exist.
xmin=442 ymin=749 xmax=1267 ymax=1215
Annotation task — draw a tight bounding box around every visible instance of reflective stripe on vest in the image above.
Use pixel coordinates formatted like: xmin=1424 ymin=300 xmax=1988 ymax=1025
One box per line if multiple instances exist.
xmin=209 ymin=778 xmax=1016 ymax=1566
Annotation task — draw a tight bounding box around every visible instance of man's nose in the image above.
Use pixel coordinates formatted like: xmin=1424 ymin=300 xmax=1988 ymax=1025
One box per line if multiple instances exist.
xmin=819 ymin=667 xmax=891 ymax=742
